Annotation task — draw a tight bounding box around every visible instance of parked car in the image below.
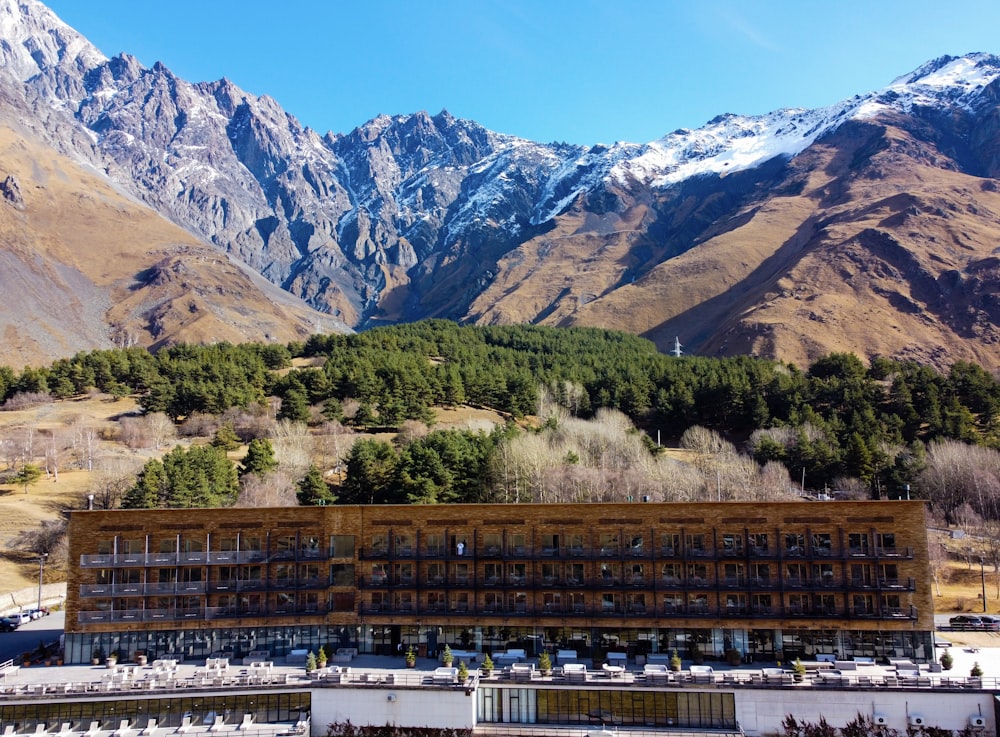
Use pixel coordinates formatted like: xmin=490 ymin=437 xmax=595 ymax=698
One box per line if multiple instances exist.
xmin=949 ymin=614 xmax=985 ymax=629
xmin=1 ymin=613 xmax=29 ymax=628
xmin=0 ymin=621 xmax=15 ymax=632
xmin=978 ymin=615 xmax=1000 ymax=631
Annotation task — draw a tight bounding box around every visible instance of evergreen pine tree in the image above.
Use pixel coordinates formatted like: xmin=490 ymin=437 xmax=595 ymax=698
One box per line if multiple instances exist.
xmin=297 ymin=465 xmax=336 ymax=506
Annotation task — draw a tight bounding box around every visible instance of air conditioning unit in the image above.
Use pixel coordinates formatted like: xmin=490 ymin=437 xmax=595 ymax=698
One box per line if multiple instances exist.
xmin=909 ymin=714 xmax=926 ymax=727
xmin=873 ymin=714 xmax=889 ymax=726
xmin=970 ymin=715 xmax=987 ymax=728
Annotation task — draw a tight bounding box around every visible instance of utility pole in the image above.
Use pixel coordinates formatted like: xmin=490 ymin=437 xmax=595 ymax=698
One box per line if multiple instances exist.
xmin=37 ymin=552 xmax=48 ymax=613
xmin=981 ymin=557 xmax=988 ymax=613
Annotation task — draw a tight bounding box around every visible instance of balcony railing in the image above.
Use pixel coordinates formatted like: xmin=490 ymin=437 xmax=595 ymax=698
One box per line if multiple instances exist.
xmin=80 ymin=550 xmax=270 ymax=567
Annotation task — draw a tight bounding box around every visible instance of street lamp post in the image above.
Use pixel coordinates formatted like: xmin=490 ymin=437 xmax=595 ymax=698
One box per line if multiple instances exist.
xmin=980 ymin=557 xmax=988 ymax=613
xmin=37 ymin=553 xmax=48 ymax=613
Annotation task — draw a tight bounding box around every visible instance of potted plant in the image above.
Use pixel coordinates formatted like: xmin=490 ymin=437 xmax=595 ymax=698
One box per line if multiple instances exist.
xmin=940 ymin=649 xmax=953 ymax=671
xmin=317 ymin=646 xmax=328 ymax=669
xmin=92 ymin=647 xmax=105 ymax=666
xmin=441 ymin=644 xmax=453 ymax=666
xmin=669 ymin=649 xmax=682 ymax=672
xmin=305 ymin=651 xmax=317 ymax=672
xmin=135 ymin=651 xmax=148 ymax=667
xmin=792 ymin=657 xmax=807 ymax=683
xmin=971 ymin=661 xmax=984 ymax=678
xmin=106 ymin=650 xmax=118 ymax=668
xmin=725 ymin=648 xmax=742 ymax=667
xmin=405 ymin=646 xmax=416 ymax=668
xmin=481 ymin=654 xmax=495 ymax=677
xmin=538 ymin=651 xmax=552 ymax=676
xmin=457 ymin=660 xmax=469 ymax=682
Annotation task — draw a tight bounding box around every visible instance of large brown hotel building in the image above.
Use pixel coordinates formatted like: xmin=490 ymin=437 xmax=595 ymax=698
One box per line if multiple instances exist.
xmin=64 ymin=501 xmax=934 ymax=665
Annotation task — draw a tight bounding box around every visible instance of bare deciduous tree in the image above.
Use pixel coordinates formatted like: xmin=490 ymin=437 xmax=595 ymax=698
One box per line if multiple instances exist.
xmin=235 ymin=469 xmax=298 ymax=507
xmin=270 ymin=420 xmax=313 ymax=477
xmin=120 ymin=412 xmax=177 ymax=450
xmin=89 ymin=455 xmax=145 ymax=510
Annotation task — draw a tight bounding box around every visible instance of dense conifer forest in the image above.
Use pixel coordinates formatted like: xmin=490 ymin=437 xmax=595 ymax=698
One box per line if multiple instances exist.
xmin=2 ymin=320 xmax=999 ymax=511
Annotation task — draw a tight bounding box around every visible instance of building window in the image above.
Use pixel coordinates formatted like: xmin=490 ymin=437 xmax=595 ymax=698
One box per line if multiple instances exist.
xmin=687 ymin=594 xmax=709 ymax=614
xmin=330 ymin=535 xmax=355 ymax=558
xmin=425 ymin=562 xmax=445 ymax=585
xmin=750 ymin=563 xmax=771 ymax=586
xmin=661 ymin=563 xmax=681 ymax=585
xmin=483 ymin=592 xmax=502 ymax=613
xmin=394 ymin=563 xmax=414 ymax=585
xmin=686 ymin=563 xmax=709 ymax=586
xmin=426 ymin=591 xmax=446 ymax=612
xmin=785 ymin=563 xmax=807 ymax=587
xmin=626 ymin=593 xmax=646 ymax=614
xmin=628 ymin=534 xmax=644 ymax=556
xmin=811 ymin=533 xmax=833 ymax=556
xmin=370 ymin=534 xmax=388 ymax=556
xmin=394 ymin=534 xmax=413 ymax=556
xmin=851 ymin=563 xmax=873 ymax=587
xmin=483 ymin=533 xmax=502 ymax=555
xmin=751 ymin=593 xmax=772 ymax=614
xmin=814 ymin=593 xmax=837 ymax=615
xmin=424 ymin=533 xmax=445 ymax=557
xmin=508 ymin=533 xmax=527 ymax=556
xmin=724 ymin=593 xmax=747 ymax=614
xmin=663 ymin=594 xmax=684 ymax=613
xmin=749 ymin=533 xmax=768 ymax=554
xmin=660 ymin=533 xmax=679 ymax=556
xmin=369 ymin=563 xmax=387 ymax=585
xmin=543 ymin=592 xmax=562 ymax=613
xmin=541 ymin=562 xmax=560 ymax=584
xmin=601 ymin=592 xmax=621 ymax=613
xmin=507 ymin=562 xmax=527 ymax=585
xmin=784 ymin=533 xmax=804 ymax=556
xmin=848 ymin=532 xmax=869 ymax=555
xmin=330 ymin=564 xmax=354 ymax=586
xmin=540 ymin=533 xmax=559 ymax=556
xmin=452 ymin=562 xmax=470 ymax=585
xmin=877 ymin=532 xmax=897 ymax=555
xmin=628 ymin=563 xmax=645 ymax=585
xmin=721 ymin=533 xmax=743 ymax=556
xmin=787 ymin=593 xmax=808 ymax=615
xmin=685 ymin=534 xmax=705 ymax=555
xmin=600 ymin=562 xmax=620 ymax=585
xmin=484 ymin=563 xmax=501 ymax=585
xmin=722 ymin=563 xmax=744 ymax=586
xmin=599 ymin=532 xmax=618 ymax=556
xmin=394 ymin=592 xmax=413 ymax=612
xmin=852 ymin=593 xmax=874 ymax=616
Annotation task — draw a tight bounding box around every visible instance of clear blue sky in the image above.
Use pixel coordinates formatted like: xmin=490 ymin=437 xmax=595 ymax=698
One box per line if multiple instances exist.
xmin=44 ymin=0 xmax=1000 ymax=146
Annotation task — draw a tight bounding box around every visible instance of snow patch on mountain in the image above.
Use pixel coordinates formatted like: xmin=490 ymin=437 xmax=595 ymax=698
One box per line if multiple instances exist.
xmin=610 ymin=53 xmax=1000 ymax=190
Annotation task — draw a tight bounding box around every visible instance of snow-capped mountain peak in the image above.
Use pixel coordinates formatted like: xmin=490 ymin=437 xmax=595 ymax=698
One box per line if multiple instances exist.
xmin=0 ymin=0 xmax=105 ymax=82
xmin=610 ymin=52 xmax=1000 ymax=189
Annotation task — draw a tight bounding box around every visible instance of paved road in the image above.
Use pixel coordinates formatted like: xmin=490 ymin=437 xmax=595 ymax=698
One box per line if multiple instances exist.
xmin=0 ymin=611 xmax=64 ymax=663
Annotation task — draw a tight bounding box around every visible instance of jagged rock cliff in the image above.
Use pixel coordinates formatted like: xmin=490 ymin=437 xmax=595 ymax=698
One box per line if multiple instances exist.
xmin=5 ymin=0 xmax=1000 ymax=369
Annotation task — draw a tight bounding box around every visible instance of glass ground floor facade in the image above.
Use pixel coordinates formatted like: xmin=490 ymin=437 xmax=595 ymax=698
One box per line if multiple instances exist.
xmin=479 ymin=687 xmax=736 ymax=730
xmin=0 ymin=693 xmax=310 ymax=732
xmin=64 ymin=622 xmax=934 ymax=665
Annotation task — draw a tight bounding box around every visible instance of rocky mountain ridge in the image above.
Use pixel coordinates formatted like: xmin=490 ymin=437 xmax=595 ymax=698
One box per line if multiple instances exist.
xmin=4 ymin=0 xmax=1000 ymax=369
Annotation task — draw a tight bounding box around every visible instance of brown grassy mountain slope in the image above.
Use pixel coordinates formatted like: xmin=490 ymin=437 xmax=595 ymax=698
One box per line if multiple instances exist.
xmin=469 ymin=119 xmax=1000 ymax=371
xmin=0 ymin=126 xmax=344 ymax=365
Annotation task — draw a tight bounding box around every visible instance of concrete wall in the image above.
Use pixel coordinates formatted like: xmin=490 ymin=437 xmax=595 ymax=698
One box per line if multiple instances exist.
xmin=734 ymin=688 xmax=993 ymax=735
xmin=1 ymin=583 xmax=66 ymax=616
xmin=310 ymin=686 xmax=477 ymax=733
